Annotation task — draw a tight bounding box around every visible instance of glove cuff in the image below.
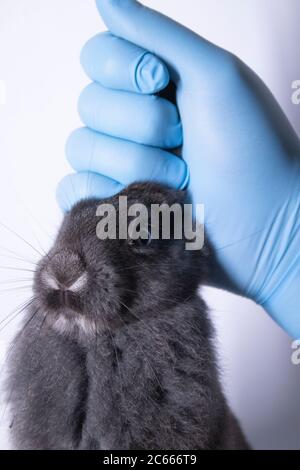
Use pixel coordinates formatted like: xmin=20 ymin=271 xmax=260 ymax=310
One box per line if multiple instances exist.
xmin=263 ymin=258 xmax=300 ymax=339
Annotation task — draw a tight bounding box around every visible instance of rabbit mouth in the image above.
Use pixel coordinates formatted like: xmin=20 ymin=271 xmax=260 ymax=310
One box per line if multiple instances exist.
xmin=49 ymin=310 xmax=98 ymax=338
xmin=45 ymin=303 xmax=125 ymax=338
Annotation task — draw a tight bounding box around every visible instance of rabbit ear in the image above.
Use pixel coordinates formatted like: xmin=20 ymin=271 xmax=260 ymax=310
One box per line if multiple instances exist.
xmin=159 ymin=186 xmax=190 ymax=209
xmin=174 ymin=188 xmax=190 ymax=206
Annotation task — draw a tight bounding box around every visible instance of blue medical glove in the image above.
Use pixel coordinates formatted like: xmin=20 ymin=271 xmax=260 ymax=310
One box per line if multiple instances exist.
xmin=57 ymin=0 xmax=300 ymax=338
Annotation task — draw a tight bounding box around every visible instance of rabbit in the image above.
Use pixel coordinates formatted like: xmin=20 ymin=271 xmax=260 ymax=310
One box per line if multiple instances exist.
xmin=6 ymin=182 xmax=249 ymax=450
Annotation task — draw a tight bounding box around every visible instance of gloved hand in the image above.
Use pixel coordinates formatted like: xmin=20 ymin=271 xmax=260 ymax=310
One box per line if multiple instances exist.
xmin=57 ymin=0 xmax=300 ymax=338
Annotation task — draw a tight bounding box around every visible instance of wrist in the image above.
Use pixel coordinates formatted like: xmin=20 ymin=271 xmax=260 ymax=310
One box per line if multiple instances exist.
xmin=263 ymin=258 xmax=300 ymax=339
xmin=261 ymin=197 xmax=300 ymax=339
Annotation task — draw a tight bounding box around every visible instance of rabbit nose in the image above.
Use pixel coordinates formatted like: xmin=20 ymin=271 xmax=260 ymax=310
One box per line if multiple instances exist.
xmin=43 ymin=250 xmax=87 ymax=293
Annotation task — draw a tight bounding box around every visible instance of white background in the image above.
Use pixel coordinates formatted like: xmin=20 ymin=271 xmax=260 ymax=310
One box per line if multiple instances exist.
xmin=0 ymin=0 xmax=299 ymax=450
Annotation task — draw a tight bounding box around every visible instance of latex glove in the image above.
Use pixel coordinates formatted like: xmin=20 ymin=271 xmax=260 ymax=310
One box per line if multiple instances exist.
xmin=57 ymin=0 xmax=300 ymax=338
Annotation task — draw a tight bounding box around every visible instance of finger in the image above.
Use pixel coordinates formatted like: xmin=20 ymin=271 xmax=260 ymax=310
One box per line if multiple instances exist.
xmin=81 ymin=32 xmax=170 ymax=94
xmin=78 ymin=82 xmax=182 ymax=148
xmin=66 ymin=127 xmax=189 ymax=189
xmin=56 ymin=172 xmax=124 ymax=213
xmin=96 ymin=0 xmax=220 ymax=78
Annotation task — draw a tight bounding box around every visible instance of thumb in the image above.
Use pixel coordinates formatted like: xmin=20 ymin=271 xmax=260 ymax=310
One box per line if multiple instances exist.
xmin=96 ymin=0 xmax=219 ymax=78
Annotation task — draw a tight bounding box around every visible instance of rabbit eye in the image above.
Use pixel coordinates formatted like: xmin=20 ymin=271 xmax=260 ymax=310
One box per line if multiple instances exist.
xmin=128 ymin=227 xmax=152 ymax=248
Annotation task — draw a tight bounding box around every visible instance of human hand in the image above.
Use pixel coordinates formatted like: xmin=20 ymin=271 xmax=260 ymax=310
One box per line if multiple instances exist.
xmin=57 ymin=0 xmax=300 ymax=337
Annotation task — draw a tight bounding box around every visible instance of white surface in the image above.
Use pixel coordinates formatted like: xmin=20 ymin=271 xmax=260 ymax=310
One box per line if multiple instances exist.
xmin=0 ymin=0 xmax=299 ymax=450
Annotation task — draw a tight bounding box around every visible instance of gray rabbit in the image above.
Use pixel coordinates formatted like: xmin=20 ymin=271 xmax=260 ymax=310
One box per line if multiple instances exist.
xmin=7 ymin=182 xmax=248 ymax=450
